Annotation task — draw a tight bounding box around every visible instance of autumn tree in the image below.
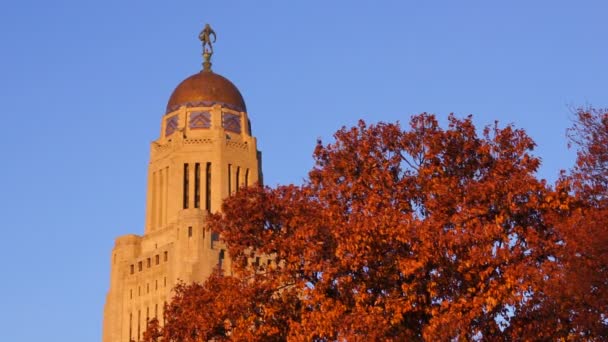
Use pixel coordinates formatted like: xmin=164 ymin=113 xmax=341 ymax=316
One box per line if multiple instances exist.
xmin=555 ymin=107 xmax=608 ymax=339
xmin=567 ymin=107 xmax=608 ymax=204
xmin=146 ymin=113 xmax=567 ymax=340
xmin=516 ymin=107 xmax=608 ymax=339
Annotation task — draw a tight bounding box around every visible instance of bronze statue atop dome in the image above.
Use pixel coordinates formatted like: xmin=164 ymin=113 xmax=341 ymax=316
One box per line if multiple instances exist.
xmin=199 ymin=24 xmax=216 ymax=71
xmin=199 ymin=24 xmax=216 ymax=54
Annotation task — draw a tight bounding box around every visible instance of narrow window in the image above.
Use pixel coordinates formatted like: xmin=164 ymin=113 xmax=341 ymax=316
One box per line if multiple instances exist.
xmin=138 ymin=286 xmax=141 ymax=296
xmin=228 ymin=164 xmax=232 ymax=195
xmin=188 ymin=226 xmax=193 ymax=238
xmin=147 ymin=258 xmax=151 ymax=268
xmin=137 ymin=310 xmax=141 ymax=342
xmin=155 ymin=279 xmax=158 ymax=290
xmin=155 ymin=254 xmax=159 ymax=265
xmin=205 ymin=162 xmax=212 ymax=212
xmin=138 ymin=261 xmax=142 ymax=271
xmin=155 ymin=304 xmax=158 ymax=319
xmin=164 ymin=166 xmax=169 ymax=225
xmin=194 ymin=163 xmax=200 ymax=208
xmin=158 ymin=169 xmax=164 ymax=226
xmin=146 ymin=307 xmax=149 ymax=325
xmin=151 ymin=171 xmax=157 ymax=229
xmin=147 ymin=283 xmax=150 ymax=293
xmin=164 ymin=277 xmax=167 ymax=287
xmin=236 ymin=166 xmax=240 ymax=192
xmin=211 ymin=231 xmax=219 ymax=249
xmin=164 ymin=251 xmax=168 ymax=262
xmin=245 ymin=168 xmax=249 ymax=187
xmin=130 ymin=264 xmax=134 ymax=274
xmin=183 ymin=163 xmax=189 ymax=209
xmin=130 ymin=289 xmax=133 ymax=299
xmin=219 ymin=249 xmax=225 ymax=269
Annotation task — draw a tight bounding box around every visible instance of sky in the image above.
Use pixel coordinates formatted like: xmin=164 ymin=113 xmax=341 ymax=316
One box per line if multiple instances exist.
xmin=0 ymin=0 xmax=606 ymax=340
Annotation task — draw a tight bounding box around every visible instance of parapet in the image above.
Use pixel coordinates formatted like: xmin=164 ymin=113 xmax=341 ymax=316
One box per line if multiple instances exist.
xmin=114 ymin=234 xmax=142 ymax=247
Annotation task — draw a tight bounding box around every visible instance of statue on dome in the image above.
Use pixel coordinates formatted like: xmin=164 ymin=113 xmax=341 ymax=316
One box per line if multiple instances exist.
xmin=199 ymin=24 xmax=217 ymax=55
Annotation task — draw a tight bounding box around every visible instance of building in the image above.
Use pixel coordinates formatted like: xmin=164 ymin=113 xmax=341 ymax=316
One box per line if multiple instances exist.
xmin=102 ymin=26 xmax=263 ymax=342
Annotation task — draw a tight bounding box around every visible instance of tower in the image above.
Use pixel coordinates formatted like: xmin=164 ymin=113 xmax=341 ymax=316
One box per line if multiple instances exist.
xmin=102 ymin=25 xmax=262 ymax=342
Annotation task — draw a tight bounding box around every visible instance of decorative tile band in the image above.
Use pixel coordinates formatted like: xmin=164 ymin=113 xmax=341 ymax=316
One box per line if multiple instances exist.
xmin=189 ymin=111 xmax=211 ymax=129
xmin=165 ymin=116 xmax=178 ymax=136
xmin=166 ymin=100 xmax=244 ymax=114
xmin=222 ymin=112 xmax=241 ymax=133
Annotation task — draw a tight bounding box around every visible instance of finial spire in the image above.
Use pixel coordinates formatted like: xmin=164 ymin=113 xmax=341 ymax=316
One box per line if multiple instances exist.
xmin=199 ymin=24 xmax=216 ymax=72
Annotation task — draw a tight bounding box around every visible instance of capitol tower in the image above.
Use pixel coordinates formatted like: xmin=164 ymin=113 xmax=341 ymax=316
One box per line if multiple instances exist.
xmin=103 ymin=24 xmax=263 ymax=342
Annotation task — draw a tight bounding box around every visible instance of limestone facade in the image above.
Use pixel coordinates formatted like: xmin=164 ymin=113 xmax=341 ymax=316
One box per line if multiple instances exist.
xmin=102 ymin=98 xmax=262 ymax=341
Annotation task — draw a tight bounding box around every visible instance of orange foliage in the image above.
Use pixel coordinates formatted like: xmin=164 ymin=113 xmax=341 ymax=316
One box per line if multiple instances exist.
xmin=511 ymin=108 xmax=608 ymax=339
xmin=145 ymin=112 xmax=608 ymax=340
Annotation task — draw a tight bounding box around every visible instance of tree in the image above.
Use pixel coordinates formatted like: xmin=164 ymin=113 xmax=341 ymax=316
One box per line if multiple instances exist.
xmin=563 ymin=107 xmax=608 ymax=337
xmin=507 ymin=107 xmax=608 ymax=340
xmin=567 ymin=107 xmax=608 ymax=204
xmin=146 ymin=113 xmax=567 ymax=340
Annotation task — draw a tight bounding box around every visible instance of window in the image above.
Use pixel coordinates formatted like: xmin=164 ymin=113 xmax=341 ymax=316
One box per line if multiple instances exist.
xmin=158 ymin=168 xmax=165 ymax=226
xmin=183 ymin=163 xmax=189 ymax=209
xmin=151 ymin=171 xmax=157 ymax=228
xmin=147 ymin=258 xmax=151 ymax=268
xmin=188 ymin=226 xmax=193 ymax=238
xmin=138 ymin=261 xmax=142 ymax=271
xmin=245 ymin=168 xmax=249 ymax=187
xmin=236 ymin=167 xmax=240 ymax=192
xmin=164 ymin=251 xmax=168 ymax=262
xmin=155 ymin=279 xmax=158 ymax=290
xmin=218 ymin=249 xmax=225 ymax=269
xmin=164 ymin=277 xmax=167 ymax=287
xmin=130 ymin=289 xmax=133 ymax=299
xmin=228 ymin=164 xmax=232 ymax=194
xmin=130 ymin=264 xmax=134 ymax=274
xmin=194 ymin=163 xmax=201 ymax=208
xmin=205 ymin=162 xmax=212 ymax=211
xmin=147 ymin=283 xmax=149 ymax=293
xmin=211 ymin=231 xmax=219 ymax=249
xmin=155 ymin=254 xmax=159 ymax=265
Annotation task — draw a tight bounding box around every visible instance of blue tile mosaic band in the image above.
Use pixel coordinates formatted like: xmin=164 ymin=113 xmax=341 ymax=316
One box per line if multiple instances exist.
xmin=165 ymin=116 xmax=179 ymax=136
xmin=166 ymin=100 xmax=244 ymax=114
xmin=222 ymin=112 xmax=241 ymax=133
xmin=189 ymin=111 xmax=211 ymax=129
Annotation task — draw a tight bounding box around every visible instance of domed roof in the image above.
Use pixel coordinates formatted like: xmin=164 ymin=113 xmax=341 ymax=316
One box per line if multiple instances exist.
xmin=166 ymin=70 xmax=246 ymax=114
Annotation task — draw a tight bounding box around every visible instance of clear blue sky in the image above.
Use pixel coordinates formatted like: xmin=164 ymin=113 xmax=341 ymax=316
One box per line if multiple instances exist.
xmin=0 ymin=1 xmax=606 ymax=340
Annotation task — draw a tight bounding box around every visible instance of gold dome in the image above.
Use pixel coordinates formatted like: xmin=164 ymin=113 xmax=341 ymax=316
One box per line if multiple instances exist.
xmin=166 ymin=70 xmax=246 ymax=114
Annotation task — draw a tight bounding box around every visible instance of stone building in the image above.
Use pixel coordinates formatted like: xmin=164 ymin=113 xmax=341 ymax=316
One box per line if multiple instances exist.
xmin=102 ymin=26 xmax=263 ymax=342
